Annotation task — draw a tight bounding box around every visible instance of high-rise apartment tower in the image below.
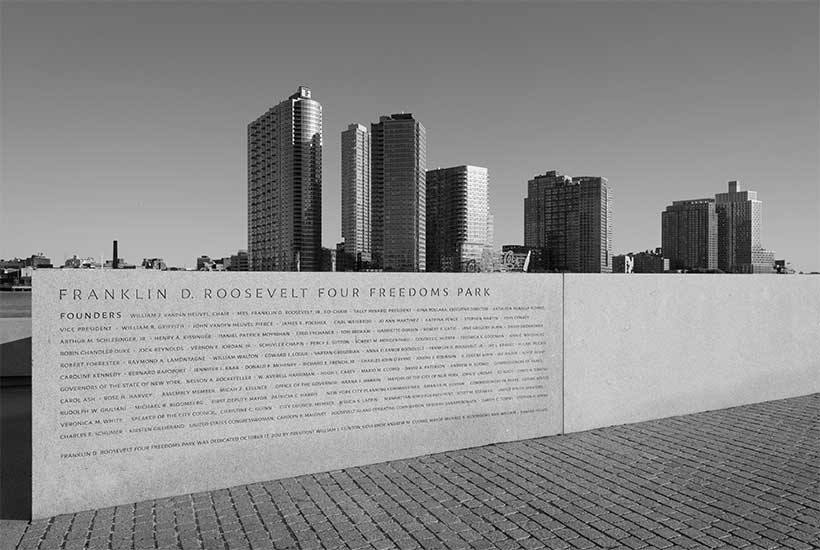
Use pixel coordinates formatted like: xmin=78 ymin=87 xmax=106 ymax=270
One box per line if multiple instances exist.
xmin=524 ymin=171 xmax=612 ymax=272
xmin=661 ymin=198 xmax=718 ymax=271
xmin=370 ymin=114 xmax=426 ymax=271
xmin=248 ymin=86 xmax=322 ymax=271
xmin=715 ymin=181 xmax=774 ymax=273
xmin=426 ymin=165 xmax=493 ymax=272
xmin=341 ymin=123 xmax=371 ymax=267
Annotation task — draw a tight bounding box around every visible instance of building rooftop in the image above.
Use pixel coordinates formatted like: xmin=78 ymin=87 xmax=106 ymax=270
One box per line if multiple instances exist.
xmin=290 ymin=86 xmax=312 ymax=100
xmin=3 ymin=394 xmax=817 ymax=549
xmin=668 ymin=198 xmax=715 ymax=206
xmin=378 ymin=113 xmax=416 ymax=122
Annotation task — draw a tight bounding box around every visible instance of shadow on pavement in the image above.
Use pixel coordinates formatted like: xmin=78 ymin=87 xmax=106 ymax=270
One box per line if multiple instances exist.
xmin=0 ymin=337 xmax=32 ymax=519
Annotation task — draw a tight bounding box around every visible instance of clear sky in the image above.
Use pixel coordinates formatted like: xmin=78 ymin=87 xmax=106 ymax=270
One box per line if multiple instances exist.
xmin=2 ymin=1 xmax=818 ymax=271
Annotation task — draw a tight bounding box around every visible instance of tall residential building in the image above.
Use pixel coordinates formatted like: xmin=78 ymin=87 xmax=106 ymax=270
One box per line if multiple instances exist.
xmin=248 ymin=86 xmax=322 ymax=271
xmin=661 ymin=198 xmax=718 ymax=271
xmin=715 ymin=181 xmax=775 ymax=273
xmin=523 ymin=171 xmax=612 ymax=272
xmin=575 ymin=176 xmax=613 ymax=273
xmin=341 ymin=123 xmax=371 ymax=267
xmin=426 ymin=166 xmax=492 ymax=272
xmin=370 ymin=114 xmax=426 ymax=271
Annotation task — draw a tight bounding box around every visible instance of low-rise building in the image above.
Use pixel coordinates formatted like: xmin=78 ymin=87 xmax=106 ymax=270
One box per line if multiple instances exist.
xmin=612 ymin=254 xmax=635 ymax=273
xmin=196 ymin=255 xmax=213 ymax=271
xmin=228 ymin=250 xmax=249 ymax=271
xmin=141 ymin=258 xmax=167 ymax=270
xmin=613 ymin=249 xmax=670 ymax=274
xmin=774 ymin=260 xmax=795 ymax=275
xmin=633 ymin=249 xmax=669 ymax=273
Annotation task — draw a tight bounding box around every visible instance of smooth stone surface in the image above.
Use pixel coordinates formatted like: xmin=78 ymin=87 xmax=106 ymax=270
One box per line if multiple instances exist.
xmin=563 ymin=274 xmax=820 ymax=433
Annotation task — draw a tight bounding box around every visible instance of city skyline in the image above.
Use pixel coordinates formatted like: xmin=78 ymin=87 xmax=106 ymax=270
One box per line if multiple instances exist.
xmin=1 ymin=2 xmax=818 ymax=270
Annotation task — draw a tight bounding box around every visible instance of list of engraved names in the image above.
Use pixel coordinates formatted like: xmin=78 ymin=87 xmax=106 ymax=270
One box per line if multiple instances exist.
xmin=52 ymin=284 xmax=551 ymax=461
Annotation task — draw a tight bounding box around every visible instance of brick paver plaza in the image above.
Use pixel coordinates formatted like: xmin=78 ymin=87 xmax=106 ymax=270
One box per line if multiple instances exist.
xmin=3 ymin=394 xmax=818 ymax=550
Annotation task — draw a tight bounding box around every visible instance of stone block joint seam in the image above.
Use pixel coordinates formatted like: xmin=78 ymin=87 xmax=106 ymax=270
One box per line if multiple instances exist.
xmin=561 ymin=273 xmax=566 ymax=436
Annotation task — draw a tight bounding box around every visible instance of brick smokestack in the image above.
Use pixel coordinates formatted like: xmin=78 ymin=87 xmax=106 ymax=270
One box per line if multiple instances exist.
xmin=113 ymin=240 xmax=118 ymax=269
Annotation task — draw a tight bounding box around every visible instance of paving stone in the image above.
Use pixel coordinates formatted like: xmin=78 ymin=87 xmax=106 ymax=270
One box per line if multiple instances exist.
xmin=5 ymin=395 xmax=818 ymax=550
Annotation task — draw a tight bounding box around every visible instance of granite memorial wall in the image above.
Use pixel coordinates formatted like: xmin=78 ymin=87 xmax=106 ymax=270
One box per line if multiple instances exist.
xmin=562 ymin=274 xmax=820 ymax=433
xmin=33 ymin=271 xmax=564 ymax=518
